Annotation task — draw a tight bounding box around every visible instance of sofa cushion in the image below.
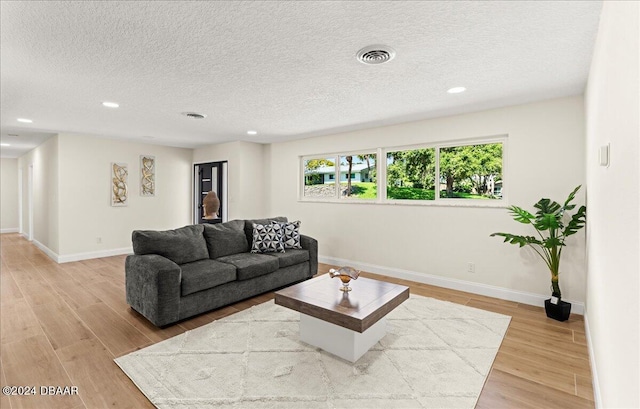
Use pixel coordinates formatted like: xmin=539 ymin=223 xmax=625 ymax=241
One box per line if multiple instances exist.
xmin=203 ymin=220 xmax=249 ymax=259
xmin=132 ymin=225 xmax=209 ymax=265
xmin=272 ymin=220 xmax=302 ymax=249
xmin=244 ymin=217 xmax=288 ymax=247
xmin=216 ymin=253 xmax=279 ymax=281
xmin=265 ymin=249 xmax=310 ymax=268
xmin=180 ymin=259 xmax=237 ymax=296
xmin=251 ymin=222 xmax=285 ymax=254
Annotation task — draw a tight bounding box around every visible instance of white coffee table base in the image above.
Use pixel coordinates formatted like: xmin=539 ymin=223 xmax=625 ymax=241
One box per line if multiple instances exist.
xmin=299 ymin=313 xmax=386 ymax=362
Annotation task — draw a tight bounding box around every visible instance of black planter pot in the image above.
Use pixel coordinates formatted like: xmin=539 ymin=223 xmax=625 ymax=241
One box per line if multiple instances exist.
xmin=545 ymin=298 xmax=572 ymax=321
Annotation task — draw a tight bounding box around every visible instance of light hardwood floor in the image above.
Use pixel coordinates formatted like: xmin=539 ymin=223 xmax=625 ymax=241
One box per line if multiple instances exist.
xmin=0 ymin=233 xmax=594 ymax=408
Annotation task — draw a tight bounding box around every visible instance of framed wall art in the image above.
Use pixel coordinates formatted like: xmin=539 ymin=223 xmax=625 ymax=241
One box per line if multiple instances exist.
xmin=140 ymin=155 xmax=155 ymax=196
xmin=111 ymin=162 xmax=128 ymax=206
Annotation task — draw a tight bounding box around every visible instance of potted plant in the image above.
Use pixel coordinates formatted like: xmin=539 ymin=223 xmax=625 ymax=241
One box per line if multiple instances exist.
xmin=490 ymin=186 xmax=587 ymax=321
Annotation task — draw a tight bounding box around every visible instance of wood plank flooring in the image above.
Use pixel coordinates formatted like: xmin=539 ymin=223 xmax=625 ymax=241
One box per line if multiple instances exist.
xmin=0 ymin=233 xmax=594 ymax=408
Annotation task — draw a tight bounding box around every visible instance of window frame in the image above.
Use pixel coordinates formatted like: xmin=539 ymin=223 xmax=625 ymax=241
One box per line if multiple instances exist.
xmin=299 ymin=135 xmax=508 ymax=207
xmin=300 ymin=155 xmax=338 ymax=200
xmin=300 ymin=150 xmax=379 ymax=202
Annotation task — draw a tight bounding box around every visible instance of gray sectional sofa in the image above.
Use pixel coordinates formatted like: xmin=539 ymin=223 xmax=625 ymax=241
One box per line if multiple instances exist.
xmin=125 ymin=217 xmax=317 ymax=327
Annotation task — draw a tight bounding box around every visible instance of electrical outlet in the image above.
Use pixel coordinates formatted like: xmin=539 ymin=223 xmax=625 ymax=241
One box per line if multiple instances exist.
xmin=96 ymin=237 xmax=102 ymax=244
xmin=467 ymin=262 xmax=475 ymax=273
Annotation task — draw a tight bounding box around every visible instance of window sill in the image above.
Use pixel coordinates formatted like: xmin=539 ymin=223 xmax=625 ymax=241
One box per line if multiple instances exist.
xmin=298 ymin=198 xmax=508 ymax=208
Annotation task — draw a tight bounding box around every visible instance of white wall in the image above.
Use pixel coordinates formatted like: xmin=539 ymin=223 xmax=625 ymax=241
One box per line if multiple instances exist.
xmin=585 ymin=2 xmax=639 ymax=408
xmin=17 ymin=136 xmax=60 ymax=253
xmin=0 ymin=158 xmax=19 ymax=232
xmin=267 ymin=96 xmax=587 ymax=304
xmin=194 ymin=141 xmax=267 ymax=220
xmin=19 ymin=157 xmax=27 ymax=236
xmin=56 ymin=134 xmax=193 ymax=258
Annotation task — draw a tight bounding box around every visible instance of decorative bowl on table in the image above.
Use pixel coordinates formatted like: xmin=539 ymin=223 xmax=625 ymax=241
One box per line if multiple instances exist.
xmin=329 ymin=266 xmax=360 ymax=292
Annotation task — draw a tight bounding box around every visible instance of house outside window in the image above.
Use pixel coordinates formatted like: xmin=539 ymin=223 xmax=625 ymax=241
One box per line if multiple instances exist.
xmin=301 ymin=153 xmax=377 ymax=200
xmin=338 ymin=154 xmax=376 ymax=200
xmin=303 ymin=157 xmax=335 ymax=198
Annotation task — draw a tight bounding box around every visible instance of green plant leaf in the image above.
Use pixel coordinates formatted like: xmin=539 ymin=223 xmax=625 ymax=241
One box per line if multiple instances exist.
xmin=534 ymin=198 xmax=561 ymax=216
xmin=490 ymin=233 xmax=543 ymax=247
xmin=564 ymin=205 xmax=587 ymax=237
xmin=534 ymin=213 xmax=561 ymax=231
xmin=563 ymin=185 xmax=581 ymax=208
xmin=543 ymin=236 xmax=563 ymax=248
xmin=508 ymin=206 xmax=535 ymax=224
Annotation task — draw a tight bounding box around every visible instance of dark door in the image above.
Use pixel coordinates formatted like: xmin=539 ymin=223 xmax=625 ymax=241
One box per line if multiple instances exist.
xmin=194 ymin=161 xmax=226 ymax=224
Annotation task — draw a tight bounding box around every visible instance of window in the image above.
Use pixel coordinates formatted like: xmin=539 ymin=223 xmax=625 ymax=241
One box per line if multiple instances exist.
xmin=300 ymin=137 xmax=505 ymax=205
xmin=438 ymin=142 xmax=503 ymax=200
xmin=386 ymin=141 xmax=504 ymax=201
xmin=339 ymin=154 xmax=376 ymax=200
xmin=386 ymin=148 xmax=436 ymax=200
xmin=301 ymin=152 xmax=377 ymax=200
xmin=303 ymin=157 xmax=335 ymax=198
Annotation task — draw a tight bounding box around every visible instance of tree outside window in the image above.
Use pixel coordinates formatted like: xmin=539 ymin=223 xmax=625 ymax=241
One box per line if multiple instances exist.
xmin=386 ymin=148 xmax=436 ymax=200
xmin=339 ymin=154 xmax=377 ymax=199
xmin=303 ymin=157 xmax=335 ymax=198
xmin=439 ymin=143 xmax=503 ymax=199
xmin=301 ymin=139 xmax=504 ymax=203
xmin=386 ymin=142 xmax=503 ymax=201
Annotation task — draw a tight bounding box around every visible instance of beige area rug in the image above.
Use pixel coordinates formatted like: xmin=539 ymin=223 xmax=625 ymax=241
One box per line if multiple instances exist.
xmin=115 ymin=295 xmax=511 ymax=409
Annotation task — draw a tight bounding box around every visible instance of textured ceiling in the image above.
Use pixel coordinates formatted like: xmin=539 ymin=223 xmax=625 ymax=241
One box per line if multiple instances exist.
xmin=0 ymin=1 xmax=602 ymax=157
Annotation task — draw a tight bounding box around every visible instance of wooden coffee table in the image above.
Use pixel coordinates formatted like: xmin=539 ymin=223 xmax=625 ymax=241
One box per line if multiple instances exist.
xmin=275 ymin=273 xmax=409 ymax=362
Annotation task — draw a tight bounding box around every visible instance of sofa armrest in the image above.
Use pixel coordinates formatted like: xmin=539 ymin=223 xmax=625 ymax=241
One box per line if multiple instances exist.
xmin=300 ymin=234 xmax=318 ymax=276
xmin=125 ymin=254 xmax=181 ymax=327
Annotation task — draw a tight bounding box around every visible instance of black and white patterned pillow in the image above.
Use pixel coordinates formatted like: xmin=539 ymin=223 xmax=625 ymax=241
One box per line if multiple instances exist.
xmin=272 ymin=220 xmax=302 ymax=249
xmin=251 ymin=223 xmax=285 ymax=253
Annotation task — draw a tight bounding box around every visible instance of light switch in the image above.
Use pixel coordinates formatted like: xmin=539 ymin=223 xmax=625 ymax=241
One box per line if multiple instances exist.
xmin=599 ymin=144 xmax=610 ymax=167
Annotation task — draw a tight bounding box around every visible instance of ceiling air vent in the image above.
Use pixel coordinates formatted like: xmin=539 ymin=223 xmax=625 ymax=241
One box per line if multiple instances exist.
xmin=181 ymin=112 xmax=207 ymax=119
xmin=356 ymin=45 xmax=396 ymax=65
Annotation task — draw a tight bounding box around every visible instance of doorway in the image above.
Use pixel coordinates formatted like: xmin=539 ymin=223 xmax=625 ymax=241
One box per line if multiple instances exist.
xmin=194 ymin=161 xmax=228 ymax=224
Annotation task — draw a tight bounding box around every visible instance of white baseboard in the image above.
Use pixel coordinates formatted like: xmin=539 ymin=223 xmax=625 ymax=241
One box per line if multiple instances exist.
xmin=0 ymin=228 xmax=19 ymax=233
xmin=30 ymin=240 xmax=132 ymax=264
xmin=32 ymin=239 xmax=60 ymax=262
xmin=584 ymin=313 xmax=602 ymax=408
xmin=319 ymin=255 xmax=585 ymax=315
xmin=58 ymin=247 xmax=133 ymax=263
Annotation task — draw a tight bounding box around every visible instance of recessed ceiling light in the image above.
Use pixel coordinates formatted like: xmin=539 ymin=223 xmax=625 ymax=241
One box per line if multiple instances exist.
xmin=0 ymin=143 xmax=10 ymax=147
xmin=181 ymin=112 xmax=207 ymax=119
xmin=447 ymin=87 xmax=467 ymax=94
xmin=17 ymin=118 xmax=33 ymax=123
xmin=247 ymin=130 xmax=258 ymax=135
xmin=102 ymin=101 xmax=119 ymax=108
